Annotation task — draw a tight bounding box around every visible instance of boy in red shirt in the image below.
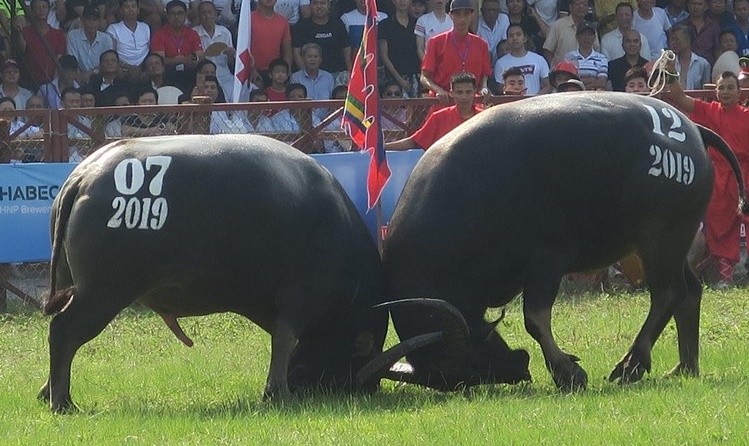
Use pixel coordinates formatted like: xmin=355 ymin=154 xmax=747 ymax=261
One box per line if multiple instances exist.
xmin=386 ymin=72 xmax=482 ymax=150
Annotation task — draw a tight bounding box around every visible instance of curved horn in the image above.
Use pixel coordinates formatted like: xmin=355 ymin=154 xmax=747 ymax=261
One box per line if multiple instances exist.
xmin=377 ymin=298 xmax=471 ymax=358
xmin=354 ymin=331 xmax=443 ymax=389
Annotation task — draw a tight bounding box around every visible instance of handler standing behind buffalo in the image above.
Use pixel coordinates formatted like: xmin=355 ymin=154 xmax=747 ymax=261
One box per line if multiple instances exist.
xmin=667 ymin=70 xmax=749 ymax=287
xmin=419 ymin=0 xmax=492 ymax=103
xmin=385 ymin=72 xmax=482 ymax=150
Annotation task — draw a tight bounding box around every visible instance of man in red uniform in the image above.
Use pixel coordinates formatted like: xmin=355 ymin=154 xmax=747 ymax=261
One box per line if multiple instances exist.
xmin=420 ymin=0 xmax=492 ymax=103
xmin=668 ymin=70 xmax=749 ymax=287
xmin=18 ymin=0 xmax=65 ymax=86
xmin=386 ymin=72 xmax=482 ymax=150
xmin=150 ymin=0 xmax=204 ymax=88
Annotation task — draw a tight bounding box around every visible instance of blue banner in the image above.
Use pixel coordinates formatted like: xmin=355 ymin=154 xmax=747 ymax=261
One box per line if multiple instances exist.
xmin=0 ymin=151 xmax=422 ymax=263
xmin=0 ymin=163 xmax=76 ymax=262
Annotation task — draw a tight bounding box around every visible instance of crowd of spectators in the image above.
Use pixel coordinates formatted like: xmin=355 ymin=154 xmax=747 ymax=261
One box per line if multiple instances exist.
xmin=0 ymin=0 xmax=748 ymax=147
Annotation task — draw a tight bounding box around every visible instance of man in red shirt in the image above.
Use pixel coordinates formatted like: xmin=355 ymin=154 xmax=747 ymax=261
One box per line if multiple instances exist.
xmin=252 ymin=0 xmax=293 ymax=84
xmin=386 ymin=72 xmax=482 ymax=150
xmin=420 ymin=0 xmax=492 ymax=103
xmin=18 ymin=0 xmax=65 ymax=86
xmin=150 ymin=0 xmax=204 ymax=88
xmin=668 ymin=70 xmax=749 ymax=287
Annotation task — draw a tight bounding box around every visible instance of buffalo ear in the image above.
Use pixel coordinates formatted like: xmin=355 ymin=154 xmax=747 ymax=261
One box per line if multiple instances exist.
xmin=470 ymin=309 xmax=506 ymax=342
xmin=353 ymin=332 xmax=375 ymax=357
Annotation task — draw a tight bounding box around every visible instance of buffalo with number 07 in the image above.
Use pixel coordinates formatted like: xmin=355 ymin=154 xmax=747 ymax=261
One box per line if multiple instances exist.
xmin=381 ymin=92 xmax=749 ymax=391
xmin=38 ymin=135 xmax=450 ymax=413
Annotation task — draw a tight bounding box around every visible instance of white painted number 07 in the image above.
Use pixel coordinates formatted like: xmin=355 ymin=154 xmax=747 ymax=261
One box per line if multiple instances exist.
xmin=113 ymin=156 xmax=172 ymax=196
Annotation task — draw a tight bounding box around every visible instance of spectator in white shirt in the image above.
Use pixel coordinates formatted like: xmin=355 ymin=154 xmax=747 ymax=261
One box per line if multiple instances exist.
xmin=478 ymin=0 xmax=511 ymax=64
xmin=600 ymin=2 xmax=652 ymax=61
xmin=415 ymin=0 xmax=452 ymax=60
xmin=193 ymin=1 xmax=236 ymax=99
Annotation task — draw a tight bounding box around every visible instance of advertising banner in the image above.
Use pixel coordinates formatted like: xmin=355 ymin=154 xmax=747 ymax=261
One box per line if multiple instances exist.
xmin=0 ymin=163 xmax=76 ymax=262
xmin=0 ymin=151 xmax=422 ymax=263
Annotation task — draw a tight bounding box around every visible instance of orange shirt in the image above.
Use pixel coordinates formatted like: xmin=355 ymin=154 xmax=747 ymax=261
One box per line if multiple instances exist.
xmin=411 ymin=104 xmax=482 ymax=150
xmin=251 ymin=11 xmax=292 ymax=72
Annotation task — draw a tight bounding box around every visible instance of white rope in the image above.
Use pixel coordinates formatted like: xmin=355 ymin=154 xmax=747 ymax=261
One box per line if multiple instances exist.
xmin=648 ymin=50 xmax=677 ymax=96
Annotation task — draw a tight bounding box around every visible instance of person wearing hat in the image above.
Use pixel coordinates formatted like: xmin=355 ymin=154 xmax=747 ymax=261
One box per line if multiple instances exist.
xmin=548 ymin=60 xmax=580 ymax=90
xmin=667 ymin=65 xmax=749 ymax=288
xmin=66 ymin=6 xmax=115 ymax=84
xmin=420 ymin=0 xmax=492 ymax=102
xmin=565 ymin=21 xmax=609 ymax=90
xmin=556 ymin=77 xmax=585 ymax=91
xmin=0 ymin=59 xmax=34 ymax=109
xmin=38 ymin=54 xmax=81 ymax=109
xmin=543 ymin=0 xmax=600 ymax=65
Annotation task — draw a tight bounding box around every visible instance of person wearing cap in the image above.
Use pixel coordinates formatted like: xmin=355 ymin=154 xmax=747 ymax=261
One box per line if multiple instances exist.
xmin=0 ymin=59 xmax=33 ymax=109
xmin=667 ymin=66 xmax=749 ymax=288
xmin=66 ymin=6 xmax=115 ymax=83
xmin=386 ymin=72 xmax=483 ymax=150
xmin=543 ymin=0 xmax=601 ymax=65
xmin=608 ymin=28 xmax=649 ymax=91
xmin=17 ymin=0 xmax=67 ymax=86
xmin=38 ymin=54 xmax=81 ymax=109
xmin=548 ymin=60 xmax=581 ymax=90
xmin=556 ymin=77 xmax=586 ymax=91
xmin=565 ymin=21 xmax=609 ymax=90
xmin=669 ymin=25 xmax=711 ymax=89
xmin=494 ymin=23 xmax=551 ymax=94
xmin=420 ymin=0 xmax=492 ymax=102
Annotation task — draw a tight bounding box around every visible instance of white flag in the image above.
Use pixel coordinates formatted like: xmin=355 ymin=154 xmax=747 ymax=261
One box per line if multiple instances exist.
xmin=232 ymin=0 xmax=252 ymax=103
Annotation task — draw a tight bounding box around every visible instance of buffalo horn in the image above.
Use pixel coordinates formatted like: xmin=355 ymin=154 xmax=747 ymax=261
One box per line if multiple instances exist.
xmin=354 ymin=331 xmax=443 ymax=389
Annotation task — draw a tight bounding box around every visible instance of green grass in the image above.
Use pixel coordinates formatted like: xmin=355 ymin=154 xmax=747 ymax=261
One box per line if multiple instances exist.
xmin=2 ymin=288 xmax=749 ymax=445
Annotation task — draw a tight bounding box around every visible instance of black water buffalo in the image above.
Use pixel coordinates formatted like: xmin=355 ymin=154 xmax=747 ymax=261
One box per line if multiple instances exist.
xmin=382 ymin=92 xmax=748 ymax=391
xmin=39 ymin=135 xmax=440 ymax=412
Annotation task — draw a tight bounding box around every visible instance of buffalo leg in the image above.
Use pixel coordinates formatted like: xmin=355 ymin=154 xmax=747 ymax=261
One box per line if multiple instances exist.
xmin=39 ymin=291 xmax=129 ymax=413
xmin=668 ymin=263 xmax=701 ymax=377
xmin=522 ymin=271 xmax=588 ymax=391
xmin=263 ymin=318 xmax=298 ymax=401
xmin=609 ymin=238 xmax=690 ymax=384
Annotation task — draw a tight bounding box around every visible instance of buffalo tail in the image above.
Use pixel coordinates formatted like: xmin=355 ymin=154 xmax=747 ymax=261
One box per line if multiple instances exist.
xmin=697 ymin=125 xmax=749 ymax=215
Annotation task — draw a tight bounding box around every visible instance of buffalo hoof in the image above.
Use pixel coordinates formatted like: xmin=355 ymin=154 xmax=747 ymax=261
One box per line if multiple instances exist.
xmin=552 ymin=355 xmax=588 ymax=392
xmin=665 ymin=362 xmax=699 ymax=378
xmin=37 ymin=382 xmax=50 ymax=403
xmin=609 ymin=352 xmax=651 ymax=384
xmin=49 ymin=398 xmax=78 ymax=414
xmin=262 ymin=386 xmax=294 ymax=403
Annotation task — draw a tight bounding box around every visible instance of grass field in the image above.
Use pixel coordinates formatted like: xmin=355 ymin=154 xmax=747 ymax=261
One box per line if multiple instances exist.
xmin=2 ymin=288 xmax=749 ymax=445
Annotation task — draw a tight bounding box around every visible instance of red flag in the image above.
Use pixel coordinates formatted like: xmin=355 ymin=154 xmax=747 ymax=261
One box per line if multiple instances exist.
xmin=341 ymin=0 xmax=390 ymax=209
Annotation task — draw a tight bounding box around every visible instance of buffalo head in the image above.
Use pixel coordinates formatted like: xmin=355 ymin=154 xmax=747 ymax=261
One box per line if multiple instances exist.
xmin=381 ymin=299 xmax=531 ymax=390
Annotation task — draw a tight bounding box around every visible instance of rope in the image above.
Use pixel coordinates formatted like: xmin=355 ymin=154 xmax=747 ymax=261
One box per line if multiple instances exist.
xmin=648 ymin=49 xmax=678 ymax=96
